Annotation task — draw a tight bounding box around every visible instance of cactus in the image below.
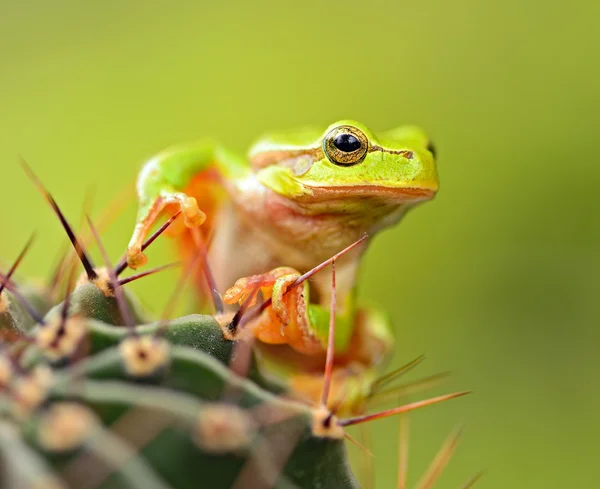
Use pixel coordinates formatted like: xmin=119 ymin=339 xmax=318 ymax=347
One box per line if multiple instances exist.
xmin=0 ymin=167 xmax=476 ymax=489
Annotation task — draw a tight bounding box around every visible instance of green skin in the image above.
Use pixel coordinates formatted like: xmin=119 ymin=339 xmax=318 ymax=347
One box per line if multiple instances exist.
xmin=126 ymin=120 xmax=438 ymax=362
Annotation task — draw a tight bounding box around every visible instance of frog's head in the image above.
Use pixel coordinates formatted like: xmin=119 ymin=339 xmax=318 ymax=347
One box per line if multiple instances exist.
xmin=249 ymin=120 xmax=438 ymax=214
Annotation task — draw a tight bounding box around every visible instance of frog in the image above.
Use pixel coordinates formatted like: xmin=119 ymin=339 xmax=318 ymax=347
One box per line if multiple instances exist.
xmin=126 ymin=120 xmax=438 ymax=411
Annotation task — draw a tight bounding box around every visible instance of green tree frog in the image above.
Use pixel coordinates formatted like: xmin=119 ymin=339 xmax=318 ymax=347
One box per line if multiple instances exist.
xmin=126 ymin=120 xmax=438 ymax=410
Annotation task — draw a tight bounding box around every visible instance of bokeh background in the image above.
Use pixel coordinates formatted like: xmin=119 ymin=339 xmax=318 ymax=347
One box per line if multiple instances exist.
xmin=1 ymin=1 xmax=599 ymax=487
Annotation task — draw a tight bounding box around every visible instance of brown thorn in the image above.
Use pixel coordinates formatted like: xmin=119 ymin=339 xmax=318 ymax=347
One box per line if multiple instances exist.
xmin=327 ymin=378 xmax=353 ymax=417
xmin=368 ymin=372 xmax=452 ymax=408
xmin=344 ymin=432 xmax=374 ymax=457
xmin=228 ymin=333 xmax=257 ymax=380
xmin=226 ymin=284 xmax=261 ymax=336
xmin=60 ymin=405 xmax=175 ymax=489
xmin=48 ymin=185 xmax=96 ymax=294
xmin=0 ymin=338 xmax=36 ymax=368
xmin=220 ymin=292 xmax=262 ymax=403
xmin=225 ymin=285 xmax=261 ymax=379
xmin=118 ymin=262 xmax=180 ymax=287
xmin=86 ymin=216 xmax=135 ymax=329
xmin=321 ymin=257 xmax=337 ymax=408
xmin=290 ymin=233 xmax=367 ymax=287
xmin=338 ymin=391 xmax=471 ymax=427
xmin=457 ymin=471 xmax=485 ymax=489
xmin=397 ymin=415 xmax=408 ymax=489
xmin=0 ymin=272 xmax=45 ymax=325
xmin=60 ymin=257 xmax=80 ymax=327
xmin=20 ymin=159 xmax=97 ymax=281
xmin=231 ymin=420 xmax=304 ymax=489
xmin=114 ymin=211 xmax=182 ymax=276
xmin=190 ymin=227 xmax=223 ymax=314
xmin=413 ymin=427 xmax=464 ymax=489
xmin=233 ymin=234 xmax=368 ymax=334
xmin=47 ymin=241 xmax=71 ymax=294
xmin=372 ymin=355 xmax=426 ymax=393
xmin=81 ymin=184 xmax=97 ymax=220
xmin=52 ymin=183 xmax=132 ymax=290
xmin=357 ymin=424 xmax=376 ymax=489
xmin=0 ymin=232 xmax=36 ymax=296
xmin=246 ymin=400 xmax=305 ymax=430
xmin=155 ymin=238 xmax=205 ymax=335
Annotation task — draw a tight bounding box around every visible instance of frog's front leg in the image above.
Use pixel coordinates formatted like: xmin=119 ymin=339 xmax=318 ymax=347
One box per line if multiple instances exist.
xmin=127 ymin=142 xmax=242 ymax=269
xmin=224 ymin=267 xmax=354 ymax=356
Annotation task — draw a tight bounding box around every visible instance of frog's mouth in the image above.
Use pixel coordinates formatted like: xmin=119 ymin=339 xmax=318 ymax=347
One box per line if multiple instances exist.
xmin=301 ymin=184 xmax=437 ymax=203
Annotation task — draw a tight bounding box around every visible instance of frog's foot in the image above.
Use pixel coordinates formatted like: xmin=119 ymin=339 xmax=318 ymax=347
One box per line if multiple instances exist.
xmin=223 ymin=267 xmax=299 ymax=325
xmin=127 ymin=193 xmax=206 ymax=269
xmin=223 ymin=267 xmax=322 ymax=355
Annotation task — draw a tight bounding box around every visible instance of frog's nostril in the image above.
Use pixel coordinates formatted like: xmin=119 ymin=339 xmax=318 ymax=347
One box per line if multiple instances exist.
xmin=427 ymin=141 xmax=437 ymax=159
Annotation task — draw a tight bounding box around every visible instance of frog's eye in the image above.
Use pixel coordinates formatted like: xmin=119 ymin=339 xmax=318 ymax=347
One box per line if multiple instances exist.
xmin=323 ymin=125 xmax=369 ymax=166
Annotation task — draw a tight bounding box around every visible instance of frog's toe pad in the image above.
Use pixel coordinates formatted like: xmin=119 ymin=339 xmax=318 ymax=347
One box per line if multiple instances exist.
xmin=271 ymin=274 xmax=302 ymax=325
xmin=127 ymin=250 xmax=148 ymax=270
xmin=223 ymin=277 xmax=261 ymax=307
xmin=182 ymin=197 xmax=207 ymax=228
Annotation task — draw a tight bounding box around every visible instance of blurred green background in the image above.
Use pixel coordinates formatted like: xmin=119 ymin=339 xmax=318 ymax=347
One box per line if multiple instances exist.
xmin=1 ymin=1 xmax=599 ymax=487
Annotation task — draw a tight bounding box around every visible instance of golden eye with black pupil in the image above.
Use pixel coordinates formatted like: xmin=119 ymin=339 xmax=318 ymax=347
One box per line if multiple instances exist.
xmin=323 ymin=125 xmax=369 ymax=166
